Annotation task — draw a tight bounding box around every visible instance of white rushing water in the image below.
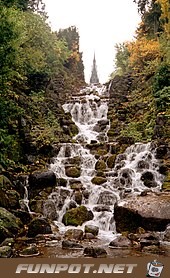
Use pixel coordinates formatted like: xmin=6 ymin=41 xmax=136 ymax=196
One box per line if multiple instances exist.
xmin=48 ymin=84 xmax=164 ymax=241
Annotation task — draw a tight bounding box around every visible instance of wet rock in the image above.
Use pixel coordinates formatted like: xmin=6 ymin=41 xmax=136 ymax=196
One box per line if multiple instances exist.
xmin=28 ymin=171 xmax=56 ymax=189
xmin=70 ymin=181 xmax=83 ymax=190
xmin=97 ymin=191 xmax=117 ymax=206
xmin=82 ymin=190 xmax=90 ymax=199
xmin=118 ymin=136 xmax=134 ymax=145
xmin=65 ymin=166 xmax=81 ymax=178
xmin=57 ymin=178 xmax=67 ymax=187
xmin=30 ymin=199 xmax=44 ymax=214
xmin=84 ymin=225 xmax=99 ymax=236
xmin=91 ymin=176 xmax=107 ymax=185
xmin=93 ymin=119 xmax=109 ymax=132
xmin=140 ymin=233 xmax=160 ymax=249
xmin=65 ymin=156 xmax=81 ymax=166
xmin=43 ymin=200 xmax=58 ymax=221
xmin=95 ymin=160 xmax=106 ymax=171
xmin=83 ymin=233 xmax=96 ymax=239
xmin=64 ymin=229 xmax=83 ymax=240
xmin=19 ymin=245 xmax=39 ymax=257
xmin=84 ymin=246 xmax=107 ymax=258
xmin=62 ymin=240 xmax=83 ymax=249
xmin=0 ymin=175 xmax=20 ymax=209
xmin=73 ymin=191 xmax=83 ymax=205
xmin=159 ymin=164 xmax=168 ymax=175
xmin=163 ymin=225 xmax=170 ymax=241
xmin=67 ymin=200 xmax=77 ymax=209
xmin=0 ymin=226 xmax=12 ymax=243
xmin=155 ymin=145 xmax=168 ymax=159
xmin=114 ymin=192 xmax=170 ymax=233
xmin=141 ymin=171 xmax=157 ymax=188
xmin=115 ymin=154 xmax=127 ymax=164
xmin=93 ymin=205 xmax=111 ymax=212
xmin=0 ymin=246 xmax=12 ymax=258
xmin=0 ymin=175 xmax=13 ymax=190
xmin=0 ymin=238 xmax=15 ymax=247
xmin=62 ymin=206 xmax=93 ymax=226
xmin=12 ymin=210 xmax=32 ymax=225
xmin=107 ymin=155 xmax=116 ymax=168
xmin=13 ymin=174 xmax=27 ymax=198
xmin=137 ymin=160 xmax=149 ymax=170
xmin=5 ymin=190 xmax=20 ymax=209
xmin=27 ymin=217 xmax=52 ymax=237
xmin=120 ymin=168 xmax=133 ymax=186
xmin=0 ymin=207 xmax=23 ymax=243
xmin=109 ymin=236 xmax=132 ymax=248
xmin=142 ymin=245 xmax=160 ymax=253
xmin=50 ymin=188 xmax=71 ymax=210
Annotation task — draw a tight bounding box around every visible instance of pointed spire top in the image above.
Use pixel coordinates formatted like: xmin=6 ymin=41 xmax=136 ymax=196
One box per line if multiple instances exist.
xmin=93 ymin=52 xmax=96 ymax=62
xmin=90 ymin=52 xmax=99 ymax=84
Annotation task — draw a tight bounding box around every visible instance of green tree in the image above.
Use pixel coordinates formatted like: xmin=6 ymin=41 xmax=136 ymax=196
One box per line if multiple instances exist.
xmin=58 ymin=26 xmax=85 ymax=83
xmin=114 ymin=43 xmax=130 ymax=75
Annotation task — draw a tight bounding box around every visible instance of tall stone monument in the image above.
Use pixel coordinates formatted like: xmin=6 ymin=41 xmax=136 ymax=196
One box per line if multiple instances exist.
xmin=90 ymin=53 xmax=99 ymax=84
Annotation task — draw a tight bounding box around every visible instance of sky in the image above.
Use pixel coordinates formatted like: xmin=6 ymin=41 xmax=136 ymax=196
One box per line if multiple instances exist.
xmin=44 ymin=0 xmax=141 ymax=84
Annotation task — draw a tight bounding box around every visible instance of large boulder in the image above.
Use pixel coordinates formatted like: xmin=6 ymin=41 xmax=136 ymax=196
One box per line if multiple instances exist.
xmin=0 ymin=207 xmax=23 ymax=243
xmin=62 ymin=206 xmax=93 ymax=226
xmin=0 ymin=175 xmax=20 ymax=209
xmin=27 ymin=217 xmax=52 ymax=237
xmin=28 ymin=171 xmax=56 ymax=190
xmin=114 ymin=192 xmax=170 ymax=233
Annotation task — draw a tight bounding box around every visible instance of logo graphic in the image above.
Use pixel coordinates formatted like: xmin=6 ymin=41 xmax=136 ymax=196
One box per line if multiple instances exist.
xmin=146 ymin=260 xmax=164 ymax=277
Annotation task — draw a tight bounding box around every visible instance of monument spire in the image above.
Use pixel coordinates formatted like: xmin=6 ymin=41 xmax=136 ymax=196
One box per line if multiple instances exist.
xmin=90 ymin=53 xmax=99 ymax=84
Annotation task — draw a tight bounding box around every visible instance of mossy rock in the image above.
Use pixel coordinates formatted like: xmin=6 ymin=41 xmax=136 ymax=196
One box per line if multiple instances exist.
xmin=91 ymin=176 xmax=107 ymax=185
xmin=0 ymin=207 xmax=23 ymax=243
xmin=65 ymin=166 xmax=81 ymax=178
xmin=107 ymin=155 xmax=116 ymax=168
xmin=96 ymin=171 xmax=105 ymax=177
xmin=0 ymin=246 xmax=12 ymax=258
xmin=69 ymin=124 xmax=79 ymax=136
xmin=0 ymin=190 xmax=9 ymax=208
xmin=0 ymin=175 xmax=13 ymax=190
xmin=62 ymin=206 xmax=93 ymax=226
xmin=95 ymin=160 xmax=106 ymax=171
xmin=162 ymin=171 xmax=170 ymax=191
xmin=27 ymin=217 xmax=52 ymax=237
xmin=6 ymin=190 xmax=20 ymax=209
xmin=97 ymin=149 xmax=108 ymax=156
xmin=29 ymin=199 xmax=44 ymax=214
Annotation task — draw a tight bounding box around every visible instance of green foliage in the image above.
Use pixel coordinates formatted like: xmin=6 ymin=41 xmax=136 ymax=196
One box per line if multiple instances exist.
xmin=0 ymin=6 xmax=24 ymax=89
xmin=154 ymin=86 xmax=170 ymax=111
xmin=18 ymin=12 xmax=69 ymax=92
xmin=0 ymin=1 xmax=84 ymax=169
xmin=114 ymin=43 xmax=130 ymax=75
xmin=153 ymin=63 xmax=170 ymax=92
xmin=58 ymin=26 xmax=85 ymax=83
xmin=136 ymin=2 xmax=163 ymax=38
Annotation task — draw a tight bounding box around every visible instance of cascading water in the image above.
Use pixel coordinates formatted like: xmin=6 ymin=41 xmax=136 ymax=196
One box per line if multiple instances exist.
xmin=48 ymin=84 xmax=164 ymax=241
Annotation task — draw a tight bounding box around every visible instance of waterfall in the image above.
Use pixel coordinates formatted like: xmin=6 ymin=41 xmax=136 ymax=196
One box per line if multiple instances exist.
xmin=48 ymin=84 xmax=163 ymax=240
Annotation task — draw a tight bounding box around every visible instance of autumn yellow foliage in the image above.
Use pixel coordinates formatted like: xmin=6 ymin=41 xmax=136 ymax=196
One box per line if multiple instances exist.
xmin=127 ymin=37 xmax=161 ymax=72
